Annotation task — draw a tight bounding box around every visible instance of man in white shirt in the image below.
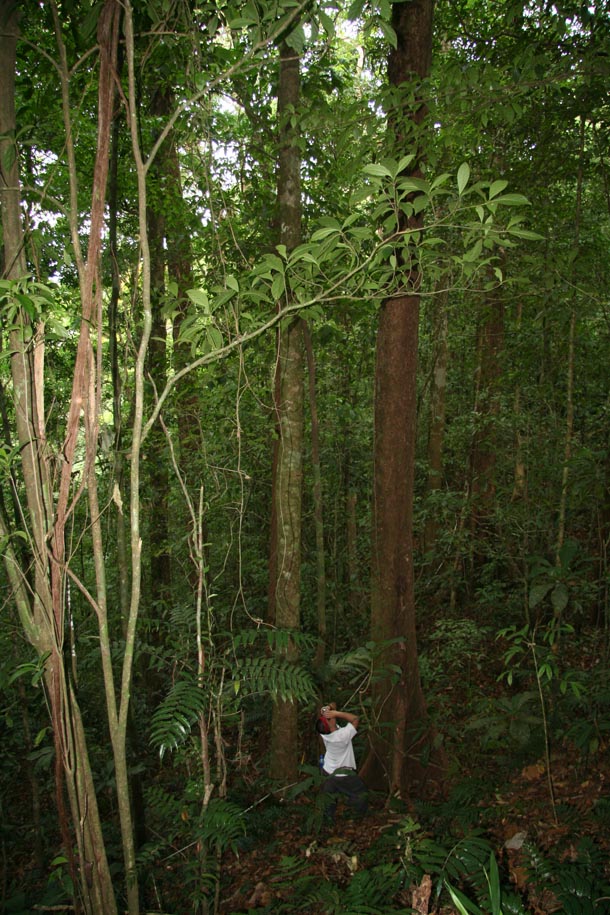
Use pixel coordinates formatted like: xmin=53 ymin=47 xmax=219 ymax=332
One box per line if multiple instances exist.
xmin=316 ymin=703 xmax=367 ymax=821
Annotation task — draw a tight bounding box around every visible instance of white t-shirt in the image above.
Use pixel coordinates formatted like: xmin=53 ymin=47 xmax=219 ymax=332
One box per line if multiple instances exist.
xmin=321 ymin=722 xmax=357 ymax=775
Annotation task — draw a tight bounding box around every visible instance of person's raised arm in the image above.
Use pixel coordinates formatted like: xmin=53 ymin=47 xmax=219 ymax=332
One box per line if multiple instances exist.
xmin=322 ymin=706 xmax=359 ymax=728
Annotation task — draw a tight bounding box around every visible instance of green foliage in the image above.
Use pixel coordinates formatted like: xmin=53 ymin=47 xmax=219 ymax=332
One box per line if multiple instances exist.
xmin=231 ymin=655 xmax=315 ymax=702
xmin=195 ymin=797 xmax=247 ymax=855
xmin=465 ymin=691 xmax=542 ymax=752
xmin=150 ymin=676 xmax=208 ymax=757
xmin=523 ymin=837 xmax=610 ymax=915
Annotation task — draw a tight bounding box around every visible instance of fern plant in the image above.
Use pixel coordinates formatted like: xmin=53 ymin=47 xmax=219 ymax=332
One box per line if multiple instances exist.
xmin=150 ymin=675 xmax=209 ymax=757
xmin=523 ymin=837 xmax=610 ymax=915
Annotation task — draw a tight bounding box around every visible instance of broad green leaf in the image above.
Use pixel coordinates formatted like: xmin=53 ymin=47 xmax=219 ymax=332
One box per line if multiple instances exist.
xmin=271 ymin=272 xmax=285 ymax=299
xmin=319 ymin=9 xmax=335 ymax=36
xmin=430 ymin=172 xmax=451 ymax=190
xmin=310 ymin=226 xmax=340 ymax=241
xmin=347 ymin=0 xmax=366 ymax=19
xmin=349 ymin=186 xmax=375 ymax=205
xmin=457 ymin=162 xmax=471 ymax=196
xmin=187 ymin=288 xmax=209 ymax=310
xmin=507 ymin=228 xmax=545 ymax=240
xmin=528 ymin=581 xmax=553 ymax=608
xmin=463 ymin=239 xmax=482 ymax=262
xmin=551 ymin=583 xmax=569 ymax=614
xmin=206 ymin=327 xmax=223 ymax=351
xmin=225 ymin=275 xmax=239 ymax=293
xmin=493 ymin=193 xmax=531 ymax=206
xmin=363 ymin=162 xmax=393 ymax=178
xmin=378 ymin=17 xmax=397 ymax=48
xmin=489 ymin=179 xmax=508 ymax=199
xmin=285 ymin=24 xmax=305 ymax=54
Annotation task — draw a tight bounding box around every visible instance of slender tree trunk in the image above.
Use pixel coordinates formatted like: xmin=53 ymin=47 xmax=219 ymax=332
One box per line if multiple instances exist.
xmin=555 ymin=116 xmax=584 ymax=572
xmin=511 ymin=300 xmax=527 ymax=501
xmin=303 ymin=323 xmax=327 ymax=670
xmin=362 ymin=0 xmax=445 ymax=798
xmin=1 ymin=4 xmax=119 ymax=911
xmin=469 ymin=278 xmax=505 ymax=556
xmin=269 ymin=40 xmax=304 ymax=783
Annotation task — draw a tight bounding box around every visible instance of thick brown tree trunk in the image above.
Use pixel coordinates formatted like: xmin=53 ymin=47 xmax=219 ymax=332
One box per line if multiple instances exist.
xmin=269 ymin=40 xmax=304 ymax=783
xmin=424 ymin=286 xmax=449 ymax=554
xmin=362 ymin=0 xmax=446 ymax=799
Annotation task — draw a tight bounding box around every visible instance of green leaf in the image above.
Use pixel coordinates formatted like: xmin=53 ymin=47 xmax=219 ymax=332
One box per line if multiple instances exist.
xmin=489 ymin=179 xmax=508 ymax=199
xmin=349 ymin=186 xmax=376 ymax=205
xmin=206 ymin=327 xmax=223 ymax=351
xmin=487 ymin=852 xmax=502 ymax=915
xmin=507 ymin=228 xmax=545 ymax=240
xmin=378 ymin=17 xmax=397 ymax=48
xmin=550 ymin=583 xmax=569 ymax=614
xmin=271 ymin=272 xmax=285 ymax=299
xmin=310 ymin=226 xmax=340 ymax=241
xmin=187 ymin=288 xmax=209 ymax=310
xmin=457 ymin=162 xmax=471 ymax=196
xmin=463 ymin=239 xmax=482 ymax=262
xmin=319 ymin=9 xmax=335 ymax=36
xmin=225 ymin=275 xmax=239 ymax=293
xmin=446 ymin=882 xmax=485 ymax=915
xmin=347 ymin=0 xmax=366 ymax=19
xmin=363 ymin=162 xmax=393 ymax=178
xmin=528 ymin=581 xmax=553 ymax=608
xmin=493 ymin=193 xmax=531 ymax=206
xmin=285 ymin=24 xmax=305 ymax=54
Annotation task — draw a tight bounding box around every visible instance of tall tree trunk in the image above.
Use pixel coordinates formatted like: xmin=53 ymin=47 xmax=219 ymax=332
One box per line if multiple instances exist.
xmin=362 ymin=0 xmax=445 ymax=799
xmin=269 ymin=40 xmax=304 ymax=783
xmin=469 ymin=277 xmax=504 ymax=555
xmin=0 ymin=3 xmax=119 ymax=911
xmin=145 ymin=85 xmax=172 ymax=676
xmin=555 ymin=115 xmax=584 ymax=572
xmin=511 ymin=300 xmax=527 ymax=502
xmin=424 ymin=285 xmax=449 ymax=555
xmin=303 ymin=323 xmax=327 ymax=670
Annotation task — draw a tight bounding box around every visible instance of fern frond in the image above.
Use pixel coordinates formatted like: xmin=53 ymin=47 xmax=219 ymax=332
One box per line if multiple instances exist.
xmin=150 ymin=677 xmax=208 ymax=757
xmin=231 ymin=656 xmax=315 ymax=702
xmin=195 ymin=798 xmax=246 ymax=854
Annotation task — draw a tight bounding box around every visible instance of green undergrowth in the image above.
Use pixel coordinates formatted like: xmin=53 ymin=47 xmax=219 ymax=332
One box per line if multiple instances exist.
xmin=224 ymin=804 xmax=610 ymax=915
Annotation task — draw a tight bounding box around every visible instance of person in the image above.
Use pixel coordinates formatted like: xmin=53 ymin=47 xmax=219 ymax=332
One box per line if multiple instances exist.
xmin=316 ymin=702 xmax=367 ymax=821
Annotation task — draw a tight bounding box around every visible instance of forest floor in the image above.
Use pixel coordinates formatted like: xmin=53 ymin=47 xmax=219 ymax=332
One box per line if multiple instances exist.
xmin=215 ymin=743 xmax=610 ymax=914
xmin=210 ymin=632 xmax=610 ymax=914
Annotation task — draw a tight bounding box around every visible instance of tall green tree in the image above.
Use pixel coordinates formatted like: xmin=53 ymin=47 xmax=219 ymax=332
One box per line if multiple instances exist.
xmin=269 ymin=37 xmax=305 ymax=783
xmin=362 ymin=0 xmax=445 ymax=797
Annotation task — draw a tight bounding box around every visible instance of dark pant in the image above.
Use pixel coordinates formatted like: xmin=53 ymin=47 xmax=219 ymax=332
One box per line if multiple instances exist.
xmin=321 ymin=772 xmax=368 ymax=820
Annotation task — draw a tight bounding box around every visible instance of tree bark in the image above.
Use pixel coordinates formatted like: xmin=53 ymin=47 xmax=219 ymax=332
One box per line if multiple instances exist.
xmin=303 ymin=324 xmax=327 ymax=670
xmin=362 ymin=0 xmax=446 ymax=798
xmin=1 ymin=3 xmax=119 ymax=911
xmin=424 ymin=285 xmax=449 ymax=554
xmin=269 ymin=40 xmax=304 ymax=783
